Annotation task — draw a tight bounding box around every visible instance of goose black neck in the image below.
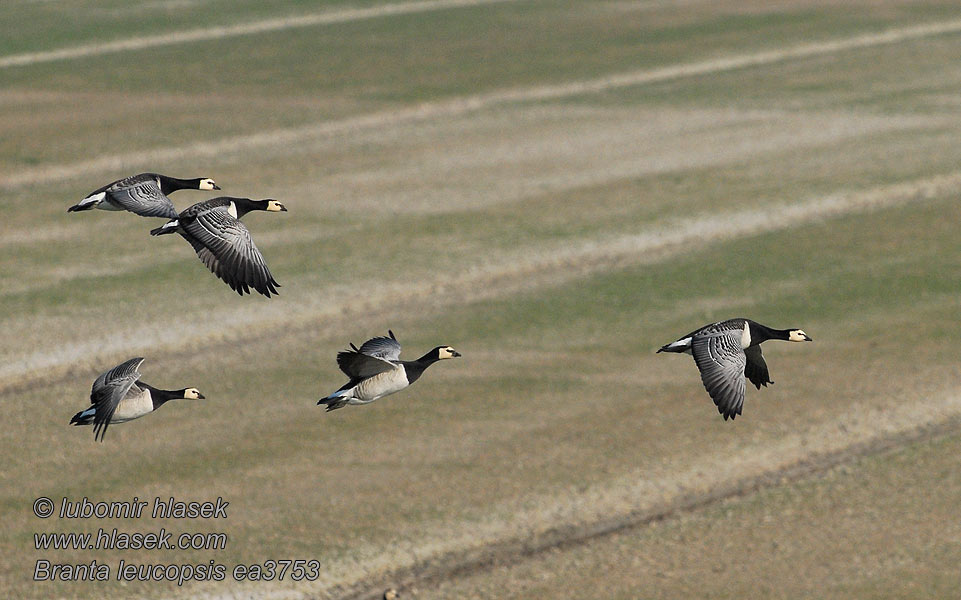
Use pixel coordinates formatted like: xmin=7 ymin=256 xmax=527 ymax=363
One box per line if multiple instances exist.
xmin=416 ymin=349 xmax=443 ymax=365
xmin=141 ymin=383 xmax=183 ymax=408
xmin=159 ymin=176 xmax=203 ymax=194
xmin=748 ymin=321 xmax=792 ymax=342
xmin=403 ymin=352 xmax=441 ymax=385
xmin=232 ymin=198 xmax=271 ymax=218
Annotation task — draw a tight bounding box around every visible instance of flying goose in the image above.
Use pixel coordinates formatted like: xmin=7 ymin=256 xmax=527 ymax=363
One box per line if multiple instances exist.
xmin=69 ymin=357 xmax=205 ymax=441
xmin=318 ymin=330 xmax=461 ymax=411
xmin=657 ymin=318 xmax=812 ymax=420
xmin=68 ymin=173 xmax=219 ymax=218
xmin=150 ymin=197 xmax=287 ymax=297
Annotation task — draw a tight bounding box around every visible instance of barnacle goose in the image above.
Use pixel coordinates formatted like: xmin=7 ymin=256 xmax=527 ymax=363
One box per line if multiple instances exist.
xmin=69 ymin=357 xmax=204 ymax=441
xmin=318 ymin=330 xmax=461 ymax=411
xmin=658 ymin=318 xmax=811 ymax=420
xmin=150 ymin=197 xmax=286 ymax=297
xmin=68 ymin=173 xmax=219 ymax=218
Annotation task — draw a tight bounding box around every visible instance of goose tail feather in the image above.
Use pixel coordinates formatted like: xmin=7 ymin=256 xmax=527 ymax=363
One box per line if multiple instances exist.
xmin=150 ymin=220 xmax=179 ymax=236
xmin=70 ymin=408 xmax=95 ymax=426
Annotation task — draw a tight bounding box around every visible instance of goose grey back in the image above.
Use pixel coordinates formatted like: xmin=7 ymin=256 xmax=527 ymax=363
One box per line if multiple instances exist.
xmin=68 ymin=173 xmax=219 ymax=218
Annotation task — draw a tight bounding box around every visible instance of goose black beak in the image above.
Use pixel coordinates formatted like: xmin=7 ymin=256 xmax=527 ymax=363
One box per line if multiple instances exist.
xmin=452 ymin=350 xmax=462 ymax=357
xmin=196 ymin=393 xmax=206 ymax=399
xmin=212 ymin=184 xmax=222 ymax=190
xmin=804 ymin=334 xmax=813 ymax=341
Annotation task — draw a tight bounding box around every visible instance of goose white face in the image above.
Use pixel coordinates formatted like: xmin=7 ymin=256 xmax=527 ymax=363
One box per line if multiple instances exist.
xmin=438 ymin=346 xmax=461 ymax=359
xmin=788 ymin=329 xmax=812 ymax=342
xmin=183 ymin=388 xmax=205 ymax=399
xmin=199 ymin=178 xmax=219 ymax=191
xmin=383 ymin=590 xmax=399 ymax=600
xmin=266 ymin=200 xmax=287 ymax=212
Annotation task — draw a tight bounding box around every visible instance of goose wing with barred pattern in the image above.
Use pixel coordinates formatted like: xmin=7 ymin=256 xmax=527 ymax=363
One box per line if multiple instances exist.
xmin=70 ymin=173 xmax=178 ymax=218
xmin=176 ymin=202 xmax=280 ymax=297
xmin=103 ymin=175 xmax=179 ymax=218
xmin=355 ymin=330 xmax=403 ymax=362
xmin=690 ymin=326 xmax=748 ymax=420
xmin=89 ymin=357 xmax=145 ymax=441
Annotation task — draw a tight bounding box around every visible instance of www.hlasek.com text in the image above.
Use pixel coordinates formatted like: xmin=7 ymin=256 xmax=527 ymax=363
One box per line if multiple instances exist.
xmin=36 ymin=527 xmax=227 ymax=551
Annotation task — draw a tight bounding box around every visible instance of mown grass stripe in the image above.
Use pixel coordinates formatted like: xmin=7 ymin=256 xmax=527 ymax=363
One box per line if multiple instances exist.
xmin=0 ymin=0 xmax=520 ymax=69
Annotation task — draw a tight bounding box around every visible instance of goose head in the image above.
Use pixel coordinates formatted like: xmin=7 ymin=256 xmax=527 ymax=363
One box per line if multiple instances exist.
xmin=435 ymin=346 xmax=461 ymax=359
xmin=787 ymin=329 xmax=812 ymax=342
xmin=182 ymin=388 xmax=206 ymax=400
xmin=265 ymin=199 xmax=287 ymax=212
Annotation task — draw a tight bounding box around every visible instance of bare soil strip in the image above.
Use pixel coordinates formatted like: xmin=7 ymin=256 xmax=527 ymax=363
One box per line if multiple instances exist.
xmin=3 ymin=172 xmax=959 ymax=394
xmin=0 ymin=0 xmax=519 ymax=69
xmin=4 ymin=18 xmax=961 ymax=189
xmin=334 ymin=413 xmax=961 ymax=600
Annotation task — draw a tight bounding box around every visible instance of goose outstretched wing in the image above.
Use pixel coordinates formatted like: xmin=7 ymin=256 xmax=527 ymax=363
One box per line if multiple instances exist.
xmin=691 ymin=330 xmax=746 ymax=421
xmin=179 ymin=206 xmax=280 ymax=297
xmin=336 ymin=350 xmax=397 ymax=380
xmin=744 ymin=345 xmax=773 ymax=390
xmin=356 ymin=330 xmax=402 ymax=361
xmin=90 ymin=357 xmax=145 ymax=441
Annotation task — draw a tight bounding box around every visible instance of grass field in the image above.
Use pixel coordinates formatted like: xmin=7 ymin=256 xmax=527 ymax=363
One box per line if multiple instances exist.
xmin=3 ymin=1 xmax=961 ymax=598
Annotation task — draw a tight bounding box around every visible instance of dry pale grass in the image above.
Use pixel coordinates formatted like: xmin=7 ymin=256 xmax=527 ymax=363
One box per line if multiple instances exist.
xmin=414 ymin=427 xmax=961 ymax=600
xmin=6 ymin=195 xmax=961 ymax=599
